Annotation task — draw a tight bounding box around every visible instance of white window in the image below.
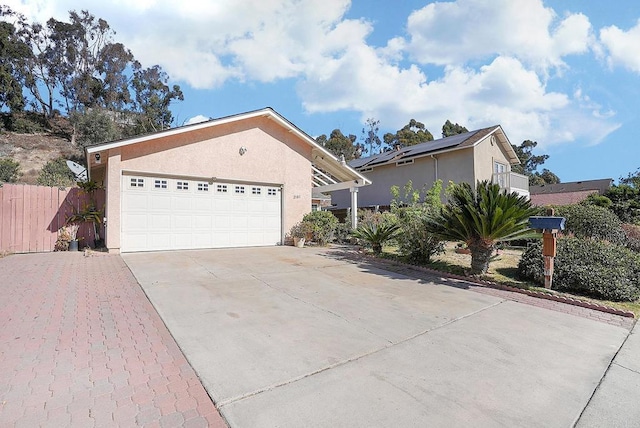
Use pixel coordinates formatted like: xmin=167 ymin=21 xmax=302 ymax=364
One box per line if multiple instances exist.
xmin=154 ymin=179 xmax=167 ymax=189
xmin=494 ymin=161 xmax=507 ymax=188
xmin=235 ymin=186 xmax=245 ymax=194
xmin=252 ymin=187 xmax=261 ymax=195
xmin=267 ymin=188 xmax=277 ymax=196
xmin=177 ymin=181 xmax=189 ymax=190
xmin=217 ymin=184 xmax=228 ymax=193
xmin=197 ymin=183 xmax=209 ymax=192
xmin=130 ymin=178 xmax=144 ymax=188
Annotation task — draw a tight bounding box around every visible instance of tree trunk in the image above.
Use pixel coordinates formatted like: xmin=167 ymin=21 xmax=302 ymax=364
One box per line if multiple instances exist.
xmin=469 ymin=242 xmax=495 ymax=275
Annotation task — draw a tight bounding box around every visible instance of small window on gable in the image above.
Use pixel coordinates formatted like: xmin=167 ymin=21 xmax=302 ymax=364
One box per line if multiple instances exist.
xmin=197 ymin=183 xmax=209 ymax=192
xmin=130 ymin=178 xmax=144 ymax=188
xmin=235 ymin=185 xmax=245 ymax=194
xmin=177 ymin=181 xmax=189 ymax=190
xmin=154 ymin=179 xmax=167 ymax=189
xmin=359 ymin=167 xmax=373 ymax=172
xmin=267 ymin=188 xmax=278 ymax=196
xmin=252 ymin=187 xmax=261 ymax=195
xmin=217 ymin=184 xmax=228 ymax=193
xmin=396 ymin=159 xmax=414 ymax=167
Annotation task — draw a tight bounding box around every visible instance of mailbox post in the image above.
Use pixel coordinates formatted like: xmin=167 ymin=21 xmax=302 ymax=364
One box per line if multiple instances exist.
xmin=529 ymin=209 xmax=566 ymax=289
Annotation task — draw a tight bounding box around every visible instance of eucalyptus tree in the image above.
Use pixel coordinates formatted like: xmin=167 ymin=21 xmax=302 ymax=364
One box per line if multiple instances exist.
xmin=383 ymin=119 xmax=433 ymax=148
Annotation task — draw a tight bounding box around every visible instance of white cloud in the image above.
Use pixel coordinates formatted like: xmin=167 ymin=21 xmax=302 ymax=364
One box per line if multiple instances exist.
xmin=3 ymin=0 xmax=619 ymax=149
xmin=404 ymin=0 xmax=592 ymax=72
xmin=185 ymin=115 xmax=210 ymax=125
xmin=599 ymin=19 xmax=640 ymax=72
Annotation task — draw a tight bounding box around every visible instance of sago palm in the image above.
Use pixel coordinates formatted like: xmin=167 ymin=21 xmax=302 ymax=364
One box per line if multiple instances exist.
xmin=352 ymin=222 xmax=400 ymax=255
xmin=426 ymin=180 xmax=538 ymax=274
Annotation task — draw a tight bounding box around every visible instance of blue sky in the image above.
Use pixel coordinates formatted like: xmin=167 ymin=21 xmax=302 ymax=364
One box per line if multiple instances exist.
xmin=7 ymin=0 xmax=640 ymax=183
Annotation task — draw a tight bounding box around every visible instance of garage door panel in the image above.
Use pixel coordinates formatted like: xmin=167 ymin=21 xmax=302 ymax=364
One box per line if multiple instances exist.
xmin=122 ymin=175 xmax=282 ymax=252
xmin=150 ymin=214 xmax=171 ymax=230
xmin=150 ymin=194 xmax=171 ymax=210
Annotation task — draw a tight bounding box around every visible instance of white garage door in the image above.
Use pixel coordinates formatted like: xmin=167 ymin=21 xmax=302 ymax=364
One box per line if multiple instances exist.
xmin=121 ymin=175 xmax=282 ymax=252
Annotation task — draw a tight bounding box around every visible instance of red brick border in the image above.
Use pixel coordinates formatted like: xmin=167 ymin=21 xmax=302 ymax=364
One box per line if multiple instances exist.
xmin=344 ymin=248 xmax=636 ymax=319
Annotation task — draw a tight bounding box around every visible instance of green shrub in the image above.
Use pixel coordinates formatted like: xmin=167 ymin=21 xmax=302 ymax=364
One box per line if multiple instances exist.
xmin=555 ymin=204 xmax=626 ymax=245
xmin=303 ymin=210 xmax=339 ymax=246
xmin=394 ymin=205 xmax=444 ymax=263
xmin=1 ymin=112 xmax=48 ymax=133
xmin=0 ymin=158 xmax=20 ymax=183
xmin=37 ymin=158 xmax=76 ymax=187
xmin=518 ymin=237 xmax=640 ymax=301
xmin=390 ymin=179 xmax=445 ymax=264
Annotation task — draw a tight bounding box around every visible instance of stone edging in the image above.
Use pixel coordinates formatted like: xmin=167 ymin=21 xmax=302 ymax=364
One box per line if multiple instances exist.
xmin=355 ymin=251 xmax=636 ymax=319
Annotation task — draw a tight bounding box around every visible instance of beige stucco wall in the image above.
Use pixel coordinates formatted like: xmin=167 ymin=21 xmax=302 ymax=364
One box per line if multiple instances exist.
xmin=473 ymin=134 xmax=514 ymax=180
xmin=331 ymin=148 xmax=476 ymax=208
xmin=100 ymin=117 xmax=313 ymax=251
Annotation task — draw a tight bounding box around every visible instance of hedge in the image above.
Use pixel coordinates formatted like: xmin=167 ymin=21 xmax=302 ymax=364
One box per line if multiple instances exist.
xmin=518 ymin=237 xmax=640 ymax=301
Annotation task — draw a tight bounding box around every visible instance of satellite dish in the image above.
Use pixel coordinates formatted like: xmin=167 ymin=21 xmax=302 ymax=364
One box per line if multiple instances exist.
xmin=66 ymin=160 xmax=88 ymax=182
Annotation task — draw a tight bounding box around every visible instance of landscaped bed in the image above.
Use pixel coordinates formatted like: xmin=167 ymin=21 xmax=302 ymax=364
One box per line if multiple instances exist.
xmin=378 ymin=241 xmax=640 ymax=317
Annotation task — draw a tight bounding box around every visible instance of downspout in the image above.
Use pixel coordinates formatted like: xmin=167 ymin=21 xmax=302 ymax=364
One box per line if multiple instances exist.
xmin=431 ymin=155 xmax=438 ymax=181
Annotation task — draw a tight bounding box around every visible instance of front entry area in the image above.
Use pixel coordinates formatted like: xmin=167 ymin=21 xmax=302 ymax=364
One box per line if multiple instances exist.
xmin=121 ymin=174 xmax=282 ymax=252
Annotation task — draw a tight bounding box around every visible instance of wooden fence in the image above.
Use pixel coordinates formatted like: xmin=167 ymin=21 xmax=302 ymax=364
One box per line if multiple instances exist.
xmin=0 ymin=183 xmax=106 ymax=253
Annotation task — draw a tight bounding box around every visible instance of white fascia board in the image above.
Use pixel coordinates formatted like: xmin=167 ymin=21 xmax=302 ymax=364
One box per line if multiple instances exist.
xmin=85 ymin=109 xmax=271 ymax=154
xmin=85 ymin=107 xmax=371 ymax=185
xmin=316 ymin=180 xmax=368 ymax=193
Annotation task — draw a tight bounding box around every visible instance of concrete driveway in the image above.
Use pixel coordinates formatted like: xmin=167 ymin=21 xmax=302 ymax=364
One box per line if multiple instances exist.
xmin=124 ymin=246 xmax=630 ymax=427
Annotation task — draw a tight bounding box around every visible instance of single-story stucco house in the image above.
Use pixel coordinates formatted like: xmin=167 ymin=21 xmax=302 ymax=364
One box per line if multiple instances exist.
xmin=328 ymin=125 xmax=529 ymax=211
xmin=85 ymin=108 xmax=370 ymax=253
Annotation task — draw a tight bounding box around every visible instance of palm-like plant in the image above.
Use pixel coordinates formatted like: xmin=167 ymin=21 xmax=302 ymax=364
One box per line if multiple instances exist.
xmin=352 ymin=222 xmax=401 ymax=255
xmin=426 ymin=180 xmax=538 ymax=274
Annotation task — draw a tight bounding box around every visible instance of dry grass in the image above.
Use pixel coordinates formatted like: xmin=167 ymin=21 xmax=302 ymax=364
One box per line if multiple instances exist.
xmin=0 ymin=131 xmax=81 ymax=185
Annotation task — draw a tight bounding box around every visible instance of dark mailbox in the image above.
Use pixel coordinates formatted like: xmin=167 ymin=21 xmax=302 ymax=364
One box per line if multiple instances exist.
xmin=528 ymin=216 xmax=566 ymax=231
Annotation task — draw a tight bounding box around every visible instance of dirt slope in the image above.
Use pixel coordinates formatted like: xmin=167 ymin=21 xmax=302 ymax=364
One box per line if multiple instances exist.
xmin=0 ymin=131 xmax=82 ymax=185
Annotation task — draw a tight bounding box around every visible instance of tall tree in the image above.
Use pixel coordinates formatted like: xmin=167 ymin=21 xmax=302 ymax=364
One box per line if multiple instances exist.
xmin=361 ymin=118 xmax=383 ymax=156
xmin=383 ymin=119 xmax=433 ymax=148
xmin=130 ymin=63 xmax=184 ymax=132
xmin=316 ymin=129 xmax=357 ymax=161
xmin=441 ymin=120 xmax=468 ymax=137
xmin=0 ymin=9 xmax=31 ymax=112
xmin=511 ymin=140 xmax=560 ymax=185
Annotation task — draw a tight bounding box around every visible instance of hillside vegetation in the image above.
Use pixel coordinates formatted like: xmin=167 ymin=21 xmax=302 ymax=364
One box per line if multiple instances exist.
xmin=0 ymin=113 xmax=82 ymax=185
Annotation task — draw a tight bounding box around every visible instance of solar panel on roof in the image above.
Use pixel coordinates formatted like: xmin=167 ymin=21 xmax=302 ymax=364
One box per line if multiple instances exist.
xmin=349 ymin=129 xmax=481 ymax=169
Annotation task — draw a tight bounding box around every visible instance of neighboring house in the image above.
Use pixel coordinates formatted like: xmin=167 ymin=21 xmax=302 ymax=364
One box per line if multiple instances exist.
xmin=328 ymin=125 xmax=529 ymax=210
xmin=529 ymin=179 xmax=613 ymax=206
xmin=85 ymin=108 xmax=370 ymax=253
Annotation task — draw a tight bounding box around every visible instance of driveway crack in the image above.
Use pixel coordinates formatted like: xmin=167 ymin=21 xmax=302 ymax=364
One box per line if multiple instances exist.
xmin=217 ymin=299 xmax=505 ymax=408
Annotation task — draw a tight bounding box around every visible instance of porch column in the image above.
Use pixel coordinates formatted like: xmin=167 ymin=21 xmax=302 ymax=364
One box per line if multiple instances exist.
xmin=350 ymin=187 xmax=358 ymax=229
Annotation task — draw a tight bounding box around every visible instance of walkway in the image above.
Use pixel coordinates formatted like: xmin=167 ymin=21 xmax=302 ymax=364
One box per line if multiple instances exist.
xmin=0 ymin=252 xmax=226 ymax=428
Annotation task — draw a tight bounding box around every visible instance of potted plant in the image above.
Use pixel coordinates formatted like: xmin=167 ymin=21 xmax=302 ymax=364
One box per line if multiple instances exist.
xmin=289 ymin=221 xmax=312 ymax=247
xmin=54 ymin=226 xmax=74 ymax=251
xmin=65 ymin=223 xmax=80 ymax=251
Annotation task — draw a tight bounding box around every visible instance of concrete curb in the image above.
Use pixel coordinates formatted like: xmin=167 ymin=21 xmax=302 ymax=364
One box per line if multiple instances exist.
xmin=350 ymin=249 xmax=636 ymax=319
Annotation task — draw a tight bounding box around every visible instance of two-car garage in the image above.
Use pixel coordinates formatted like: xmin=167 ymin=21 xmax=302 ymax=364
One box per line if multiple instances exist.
xmin=121 ymin=174 xmax=282 ymax=252
xmin=85 ymin=108 xmax=369 ymax=253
